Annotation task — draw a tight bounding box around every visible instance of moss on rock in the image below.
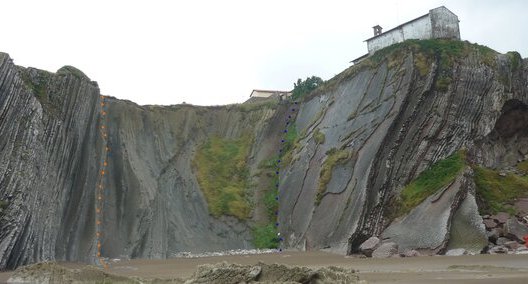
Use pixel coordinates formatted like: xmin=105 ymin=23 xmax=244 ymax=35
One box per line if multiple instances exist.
xmin=193 ymin=134 xmax=253 ymax=219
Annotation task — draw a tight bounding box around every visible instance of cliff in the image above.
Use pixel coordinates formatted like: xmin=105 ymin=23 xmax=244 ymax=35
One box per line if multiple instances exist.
xmin=0 ymin=39 xmax=527 ymax=269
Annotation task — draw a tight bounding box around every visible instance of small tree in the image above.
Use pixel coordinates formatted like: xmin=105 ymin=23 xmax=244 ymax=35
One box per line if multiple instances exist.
xmin=291 ymin=76 xmax=324 ymax=100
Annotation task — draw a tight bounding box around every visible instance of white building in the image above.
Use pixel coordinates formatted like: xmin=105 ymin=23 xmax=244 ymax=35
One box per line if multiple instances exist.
xmin=353 ymin=6 xmax=460 ymax=64
xmin=249 ymin=89 xmax=292 ymax=99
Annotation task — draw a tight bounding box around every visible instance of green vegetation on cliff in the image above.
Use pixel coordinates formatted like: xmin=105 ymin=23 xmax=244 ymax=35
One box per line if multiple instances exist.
xmin=19 ymin=69 xmax=60 ymax=116
xmin=517 ymin=160 xmax=528 ymax=174
xmin=252 ymin=179 xmax=279 ymax=249
xmin=252 ymin=156 xmax=281 ymax=248
xmin=394 ymin=151 xmax=466 ymax=217
xmin=291 ymin=76 xmax=324 ymax=100
xmin=313 ymin=128 xmax=325 ymax=145
xmin=193 ymin=135 xmax=253 ymax=219
xmin=280 ymin=123 xmax=299 ymax=166
xmin=252 ymin=223 xmax=279 ymax=249
xmin=305 ymin=39 xmax=501 ymax=101
xmin=474 ymin=166 xmax=528 ymax=214
xmin=316 ymin=148 xmax=351 ymax=205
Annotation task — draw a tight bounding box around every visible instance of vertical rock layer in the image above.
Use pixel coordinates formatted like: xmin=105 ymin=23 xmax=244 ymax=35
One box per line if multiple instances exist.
xmin=0 ymin=52 xmax=285 ymax=268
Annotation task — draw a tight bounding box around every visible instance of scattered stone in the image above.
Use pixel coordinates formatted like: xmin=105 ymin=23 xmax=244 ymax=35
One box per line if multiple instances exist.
xmin=496 ymin=237 xmax=510 ymax=246
xmin=483 ymin=219 xmax=497 ymax=229
xmin=514 ymin=198 xmax=528 ymax=215
xmin=445 ymin=248 xmax=466 ymax=256
xmin=492 ymin=212 xmax=510 ymax=224
xmin=171 ymin=249 xmax=277 ymax=258
xmin=359 ymin=236 xmax=380 ymax=257
xmin=516 ymin=247 xmax=528 ymax=253
xmin=504 ymin=218 xmax=528 ymax=242
xmin=489 ymin=246 xmax=508 ymax=254
xmin=504 ymin=241 xmax=520 ymax=250
xmin=372 ymin=242 xmax=398 ymax=258
xmin=487 ymin=228 xmax=503 ymax=243
xmin=403 ymin=250 xmax=421 ymax=257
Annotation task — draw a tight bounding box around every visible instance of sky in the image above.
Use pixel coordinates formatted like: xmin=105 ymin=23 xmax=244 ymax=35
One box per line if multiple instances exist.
xmin=1 ymin=0 xmax=527 ymax=106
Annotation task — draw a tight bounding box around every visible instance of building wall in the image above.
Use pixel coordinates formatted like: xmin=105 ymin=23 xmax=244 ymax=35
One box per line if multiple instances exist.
xmin=367 ymin=28 xmax=404 ymax=54
xmin=251 ymin=90 xmax=275 ymax=98
xmin=401 ymin=16 xmax=432 ymax=41
xmin=430 ymin=6 xmax=460 ymax=39
xmin=250 ymin=90 xmax=291 ymax=98
xmin=367 ymin=6 xmax=460 ymax=54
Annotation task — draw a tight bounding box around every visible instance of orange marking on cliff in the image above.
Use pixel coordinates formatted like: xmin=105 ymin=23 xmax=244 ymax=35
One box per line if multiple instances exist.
xmin=96 ymin=96 xmax=109 ymax=269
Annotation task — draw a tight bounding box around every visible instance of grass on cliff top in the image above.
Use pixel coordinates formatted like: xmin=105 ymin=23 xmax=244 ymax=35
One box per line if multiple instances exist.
xmin=305 ymin=39 xmax=498 ymax=101
xmin=393 ymin=151 xmax=466 ymax=217
xmin=193 ymin=134 xmax=253 ymax=219
xmin=474 ymin=166 xmax=528 ymax=215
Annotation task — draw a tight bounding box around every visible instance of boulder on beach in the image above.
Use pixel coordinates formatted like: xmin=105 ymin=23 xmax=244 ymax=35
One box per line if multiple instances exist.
xmin=359 ymin=237 xmax=381 ymax=257
xmin=372 ymin=242 xmax=399 ymax=258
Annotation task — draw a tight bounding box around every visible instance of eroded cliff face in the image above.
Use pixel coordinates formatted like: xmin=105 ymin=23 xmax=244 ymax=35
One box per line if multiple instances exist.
xmin=0 ymin=40 xmax=527 ymax=269
xmin=278 ymin=41 xmax=528 ymax=255
xmin=0 ymin=52 xmax=285 ymax=268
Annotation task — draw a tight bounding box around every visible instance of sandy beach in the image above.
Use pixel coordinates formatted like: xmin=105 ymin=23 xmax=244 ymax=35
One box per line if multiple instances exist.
xmin=3 ymin=251 xmax=527 ymax=283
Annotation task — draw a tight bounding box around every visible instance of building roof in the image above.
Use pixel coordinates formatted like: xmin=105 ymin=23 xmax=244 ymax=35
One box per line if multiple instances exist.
xmin=364 ymin=6 xmax=456 ymax=42
xmin=364 ymin=13 xmax=429 ymax=42
xmin=251 ymin=89 xmax=291 ymax=93
xmin=250 ymin=89 xmax=292 ymax=97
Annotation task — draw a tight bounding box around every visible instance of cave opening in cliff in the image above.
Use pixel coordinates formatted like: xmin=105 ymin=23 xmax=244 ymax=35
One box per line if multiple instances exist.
xmin=474 ymin=99 xmax=528 ymax=168
xmin=492 ymin=99 xmax=528 ymax=139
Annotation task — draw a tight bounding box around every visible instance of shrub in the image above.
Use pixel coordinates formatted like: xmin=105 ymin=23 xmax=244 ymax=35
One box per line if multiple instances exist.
xmin=313 ymin=128 xmax=325 ymax=145
xmin=316 ymin=149 xmax=350 ymax=205
xmin=252 ymin=224 xmax=279 ymax=249
xmin=193 ymin=135 xmax=253 ymax=219
xmin=291 ymin=76 xmax=324 ymax=100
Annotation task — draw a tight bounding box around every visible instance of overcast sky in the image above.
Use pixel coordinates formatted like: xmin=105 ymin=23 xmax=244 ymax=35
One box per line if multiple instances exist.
xmin=1 ymin=0 xmax=526 ymax=106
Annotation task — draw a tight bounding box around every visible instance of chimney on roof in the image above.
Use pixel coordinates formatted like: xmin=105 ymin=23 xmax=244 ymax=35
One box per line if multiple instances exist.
xmin=373 ymin=25 xmax=382 ymax=36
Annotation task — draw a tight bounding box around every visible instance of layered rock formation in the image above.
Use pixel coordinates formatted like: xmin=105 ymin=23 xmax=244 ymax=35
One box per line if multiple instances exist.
xmin=278 ymin=41 xmax=528 ymax=255
xmin=0 ymin=52 xmax=285 ymax=268
xmin=1 ymin=39 xmax=527 ymax=269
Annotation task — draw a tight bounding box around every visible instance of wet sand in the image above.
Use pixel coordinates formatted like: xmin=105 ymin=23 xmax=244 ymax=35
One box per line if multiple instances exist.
xmin=2 ymin=251 xmax=528 ymax=283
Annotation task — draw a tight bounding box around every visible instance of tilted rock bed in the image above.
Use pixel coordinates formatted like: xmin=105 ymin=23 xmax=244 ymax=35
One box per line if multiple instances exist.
xmin=356 ymin=212 xmax=528 ymax=258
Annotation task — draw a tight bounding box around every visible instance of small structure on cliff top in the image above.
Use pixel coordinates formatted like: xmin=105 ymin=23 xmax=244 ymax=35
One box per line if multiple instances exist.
xmin=250 ymin=89 xmax=292 ymax=100
xmin=352 ymin=6 xmax=460 ymax=64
